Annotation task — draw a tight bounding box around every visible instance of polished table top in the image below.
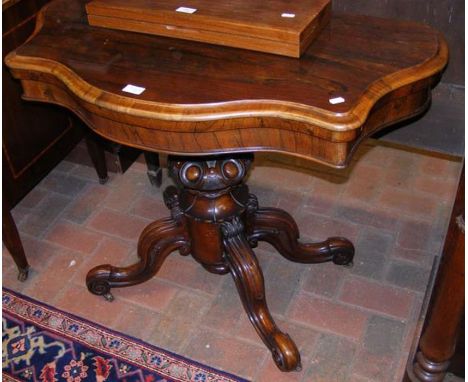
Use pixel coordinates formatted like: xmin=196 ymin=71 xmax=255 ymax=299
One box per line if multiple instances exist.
xmin=6 ymin=0 xmax=447 ymax=167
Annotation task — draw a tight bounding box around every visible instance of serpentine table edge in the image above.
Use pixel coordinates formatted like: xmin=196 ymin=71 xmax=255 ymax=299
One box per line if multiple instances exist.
xmin=5 ymin=0 xmax=448 ymax=169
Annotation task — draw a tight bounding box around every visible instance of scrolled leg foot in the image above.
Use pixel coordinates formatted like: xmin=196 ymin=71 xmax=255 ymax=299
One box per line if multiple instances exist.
xmin=222 ymin=217 xmax=301 ymax=372
xmin=328 ymin=237 xmax=355 ymax=266
xmin=86 ymin=217 xmax=190 ymax=297
xmin=86 ymin=267 xmax=113 ymax=297
xmin=248 ymin=207 xmax=355 ymax=266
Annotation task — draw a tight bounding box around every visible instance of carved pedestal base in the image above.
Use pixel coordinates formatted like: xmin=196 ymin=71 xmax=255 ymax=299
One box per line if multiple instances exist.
xmin=86 ymin=154 xmax=354 ymax=372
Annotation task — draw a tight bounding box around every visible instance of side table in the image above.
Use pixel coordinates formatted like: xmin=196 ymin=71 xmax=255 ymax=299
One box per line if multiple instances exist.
xmin=5 ymin=0 xmax=448 ymax=371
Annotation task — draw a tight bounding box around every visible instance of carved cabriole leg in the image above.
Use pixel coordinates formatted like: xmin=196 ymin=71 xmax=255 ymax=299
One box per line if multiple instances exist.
xmin=246 ymin=195 xmax=354 ymax=266
xmin=86 ymin=187 xmax=190 ymax=301
xmin=222 ymin=217 xmax=301 ymax=372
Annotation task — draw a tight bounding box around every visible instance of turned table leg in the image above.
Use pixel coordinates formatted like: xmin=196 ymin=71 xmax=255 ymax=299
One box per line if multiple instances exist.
xmin=86 ymin=153 xmax=355 ymax=372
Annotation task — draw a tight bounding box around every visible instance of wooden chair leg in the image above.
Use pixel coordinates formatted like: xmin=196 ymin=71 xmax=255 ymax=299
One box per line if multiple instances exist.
xmin=2 ymin=200 xmax=29 ymax=281
xmin=84 ymin=132 xmax=109 ymax=184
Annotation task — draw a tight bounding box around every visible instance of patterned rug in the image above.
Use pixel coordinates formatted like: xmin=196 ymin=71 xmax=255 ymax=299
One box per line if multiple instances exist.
xmin=2 ymin=288 xmax=248 ymax=382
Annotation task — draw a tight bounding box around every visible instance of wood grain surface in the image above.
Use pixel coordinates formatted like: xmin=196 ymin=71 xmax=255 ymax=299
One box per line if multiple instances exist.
xmin=5 ymin=0 xmax=448 ymax=167
xmin=86 ymin=0 xmax=331 ymax=57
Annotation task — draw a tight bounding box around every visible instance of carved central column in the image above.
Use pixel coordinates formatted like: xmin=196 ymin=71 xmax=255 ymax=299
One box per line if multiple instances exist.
xmin=168 ymin=155 xmax=252 ymax=275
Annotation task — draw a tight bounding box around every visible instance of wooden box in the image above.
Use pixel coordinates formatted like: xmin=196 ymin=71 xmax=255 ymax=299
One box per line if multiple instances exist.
xmin=85 ymin=0 xmax=331 ymax=58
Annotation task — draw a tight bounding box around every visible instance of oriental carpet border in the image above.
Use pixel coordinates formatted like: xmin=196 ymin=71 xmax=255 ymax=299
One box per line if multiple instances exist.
xmin=2 ymin=288 xmax=248 ymax=382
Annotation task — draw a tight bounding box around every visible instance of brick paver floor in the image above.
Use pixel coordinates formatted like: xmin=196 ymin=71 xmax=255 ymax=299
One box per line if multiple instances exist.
xmin=3 ymin=139 xmax=463 ymax=382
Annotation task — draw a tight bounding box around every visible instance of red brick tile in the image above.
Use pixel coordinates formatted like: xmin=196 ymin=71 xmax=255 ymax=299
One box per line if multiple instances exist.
xmin=302 ymin=194 xmax=339 ymax=215
xmin=302 ymin=262 xmax=346 ymax=298
xmin=355 ymin=141 xmax=392 ymax=165
xmin=113 ymin=303 xmax=160 ymax=341
xmin=18 ymin=236 xmax=66 ymax=271
xmin=384 ymin=168 xmax=413 ymax=189
xmin=19 ymin=188 xmax=48 ymax=209
xmin=23 ymin=251 xmax=84 ymax=302
xmin=53 ymin=160 xmax=76 ymax=173
xmin=65 ymin=184 xmax=110 ymax=223
xmin=184 ymin=328 xmax=267 ymax=379
xmin=297 ymin=213 xmax=360 ymax=243
xmin=235 ymin=313 xmax=269 ymax=347
xmin=304 ymin=176 xmax=344 ymax=214
xmin=397 ymin=220 xmax=432 ymax=250
xmin=46 ymin=221 xmax=102 ymax=253
xmin=72 ymin=237 xmax=133 ymax=284
xmin=88 ymin=209 xmax=150 ymax=240
xmin=200 ymin=279 xmax=244 ymax=333
xmin=387 ymin=150 xmax=418 ymax=172
xmin=116 ymin=278 xmax=179 ymax=312
xmin=20 ymin=194 xmax=72 ymax=237
xmin=339 ymin=277 xmax=414 ymax=319
xmin=334 ymin=200 xmax=377 ymax=227
xmin=363 ymin=315 xmax=405 ymax=355
xmin=272 ymin=189 xmax=305 ymax=216
xmin=410 ymin=176 xmax=458 ymax=199
xmin=418 ymin=156 xmax=460 ymax=179
xmin=40 ymin=173 xmax=87 ymax=197
xmin=370 ymin=207 xmax=401 ymax=231
xmin=251 ymin=165 xmax=314 ymax=192
xmin=378 ymin=188 xmax=437 ymax=218
xmin=156 ymin=255 xmax=223 ymax=295
xmin=350 ymin=163 xmax=383 ymax=182
xmin=148 ymin=290 xmax=212 ymax=352
xmin=103 ymin=178 xmax=145 ymax=211
xmin=344 ymin=177 xmax=380 ymax=203
xmin=289 ymin=293 xmax=368 ymax=340
xmin=55 ymin=283 xmax=129 ymax=327
xmin=10 ymin=206 xmax=29 ymax=225
xmin=352 ymin=350 xmax=397 ymax=382
xmin=307 ymin=333 xmax=357 ymax=381
xmin=391 ymin=245 xmax=432 ymax=267
xmin=70 ymin=164 xmax=104 ymax=181
xmin=394 ymin=352 xmax=411 ymax=382
xmin=263 ymin=258 xmax=304 ymax=315
xmin=348 ymin=374 xmax=374 ymax=382
xmin=256 ymin=357 xmax=308 ymax=382
xmin=131 ymin=195 xmax=168 ymax=220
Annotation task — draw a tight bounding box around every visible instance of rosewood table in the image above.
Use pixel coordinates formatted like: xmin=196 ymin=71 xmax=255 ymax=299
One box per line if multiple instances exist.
xmin=5 ymin=0 xmax=448 ymax=372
